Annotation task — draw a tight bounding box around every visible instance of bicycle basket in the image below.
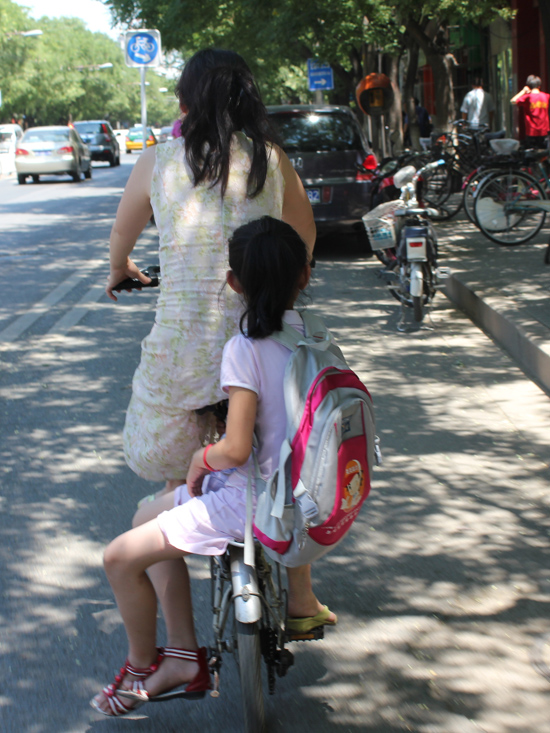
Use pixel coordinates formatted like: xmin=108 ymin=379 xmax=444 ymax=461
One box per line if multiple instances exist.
xmin=362 ymin=200 xmax=405 ymax=250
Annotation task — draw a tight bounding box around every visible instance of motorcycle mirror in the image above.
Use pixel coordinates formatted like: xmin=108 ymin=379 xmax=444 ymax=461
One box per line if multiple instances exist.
xmin=393 ymin=165 xmax=416 ymax=189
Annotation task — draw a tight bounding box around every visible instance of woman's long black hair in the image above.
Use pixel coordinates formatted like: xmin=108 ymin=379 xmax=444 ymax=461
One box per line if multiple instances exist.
xmin=228 ymin=217 xmax=308 ymax=339
xmin=176 ymin=49 xmax=278 ymax=198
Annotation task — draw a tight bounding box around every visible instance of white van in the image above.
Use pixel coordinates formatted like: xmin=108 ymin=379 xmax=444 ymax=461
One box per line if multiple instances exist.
xmin=0 ymin=124 xmax=24 ymax=152
xmin=0 ymin=124 xmax=23 ymax=175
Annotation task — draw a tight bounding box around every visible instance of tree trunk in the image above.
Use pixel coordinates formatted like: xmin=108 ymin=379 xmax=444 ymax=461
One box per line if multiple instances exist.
xmin=403 ymin=44 xmax=421 ymax=150
xmin=386 ymin=53 xmax=403 ymax=154
xmin=406 ymin=16 xmax=455 ymax=132
xmin=427 ymin=51 xmax=456 ymax=131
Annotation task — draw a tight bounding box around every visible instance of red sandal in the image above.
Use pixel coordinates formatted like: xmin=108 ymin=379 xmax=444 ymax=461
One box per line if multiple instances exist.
xmin=119 ymin=646 xmax=212 ymax=703
xmin=90 ymin=650 xmax=164 ymax=717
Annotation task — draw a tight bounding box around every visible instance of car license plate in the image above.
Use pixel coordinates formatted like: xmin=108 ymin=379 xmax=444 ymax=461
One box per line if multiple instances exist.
xmin=306 ymin=188 xmax=321 ymax=205
xmin=36 ymin=150 xmax=52 ymax=156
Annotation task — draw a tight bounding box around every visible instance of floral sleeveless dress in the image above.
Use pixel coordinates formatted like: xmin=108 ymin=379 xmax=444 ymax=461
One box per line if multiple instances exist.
xmin=123 ymin=133 xmax=284 ymax=481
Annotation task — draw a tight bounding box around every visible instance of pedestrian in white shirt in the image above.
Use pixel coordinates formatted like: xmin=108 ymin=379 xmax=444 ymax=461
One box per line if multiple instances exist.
xmin=461 ymin=78 xmax=494 ymax=128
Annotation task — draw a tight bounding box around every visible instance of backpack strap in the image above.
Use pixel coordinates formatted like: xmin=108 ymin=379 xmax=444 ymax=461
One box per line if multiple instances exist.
xmin=269 ymin=312 xmax=333 ymax=353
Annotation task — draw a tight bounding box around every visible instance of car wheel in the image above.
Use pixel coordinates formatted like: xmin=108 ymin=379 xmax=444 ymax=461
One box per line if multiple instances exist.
xmin=71 ymin=169 xmax=81 ymax=182
xmin=116 ymin=154 xmax=121 ymax=166
xmin=32 ymin=175 xmax=39 ymax=183
xmin=17 ymin=174 xmax=26 ymax=185
xmin=109 ymin=152 xmax=116 ymax=167
xmin=84 ymin=164 xmax=92 ymax=180
xmin=127 ymin=148 xmax=132 ymax=154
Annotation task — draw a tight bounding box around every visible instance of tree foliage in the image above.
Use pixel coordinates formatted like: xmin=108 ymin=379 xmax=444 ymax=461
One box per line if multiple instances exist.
xmin=0 ymin=0 xmax=179 ymax=126
xmin=104 ymin=0 xmax=513 ymax=110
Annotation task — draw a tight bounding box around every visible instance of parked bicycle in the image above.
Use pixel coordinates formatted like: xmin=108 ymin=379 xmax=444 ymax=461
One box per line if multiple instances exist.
xmin=472 ymin=151 xmax=549 ymax=246
xmin=417 ymin=121 xmax=506 ymax=221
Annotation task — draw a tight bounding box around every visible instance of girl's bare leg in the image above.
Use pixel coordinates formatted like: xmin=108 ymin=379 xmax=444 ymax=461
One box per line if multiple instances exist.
xmin=131 ymin=491 xmax=202 ymax=697
xmin=93 ymin=518 xmax=199 ymax=713
xmin=286 ymin=564 xmax=337 ymax=621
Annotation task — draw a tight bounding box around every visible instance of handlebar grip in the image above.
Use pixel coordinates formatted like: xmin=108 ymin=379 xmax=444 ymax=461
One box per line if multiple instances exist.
xmin=113 ymin=266 xmax=160 ymax=292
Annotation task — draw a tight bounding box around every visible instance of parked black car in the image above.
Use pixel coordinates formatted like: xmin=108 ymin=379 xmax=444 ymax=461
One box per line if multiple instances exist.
xmin=267 ymin=105 xmax=376 ymax=236
xmin=73 ymin=120 xmax=120 ymax=166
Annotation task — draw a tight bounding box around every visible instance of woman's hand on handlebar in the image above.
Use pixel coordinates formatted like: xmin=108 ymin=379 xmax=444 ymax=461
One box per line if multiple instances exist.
xmin=106 ymin=258 xmax=151 ymax=302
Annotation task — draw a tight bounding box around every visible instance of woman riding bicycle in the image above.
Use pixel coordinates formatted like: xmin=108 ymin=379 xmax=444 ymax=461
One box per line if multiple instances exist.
xmin=106 ymin=48 xmax=315 ymax=495
xmin=92 ymin=217 xmax=337 ymax=716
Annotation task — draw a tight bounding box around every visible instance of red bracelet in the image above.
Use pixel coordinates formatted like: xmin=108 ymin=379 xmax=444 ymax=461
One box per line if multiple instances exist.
xmin=203 ymin=444 xmax=215 ymax=472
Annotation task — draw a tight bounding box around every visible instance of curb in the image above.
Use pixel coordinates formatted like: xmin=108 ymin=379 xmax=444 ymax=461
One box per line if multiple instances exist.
xmin=445 ymin=274 xmax=550 ymax=397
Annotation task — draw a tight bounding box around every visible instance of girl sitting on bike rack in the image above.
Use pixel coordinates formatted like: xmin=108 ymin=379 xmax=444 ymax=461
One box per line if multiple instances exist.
xmin=91 ymin=216 xmax=337 ymax=717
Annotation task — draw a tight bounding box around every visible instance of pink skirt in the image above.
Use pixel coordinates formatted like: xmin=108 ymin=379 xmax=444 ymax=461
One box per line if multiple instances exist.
xmin=156 ymin=470 xmax=247 ymax=555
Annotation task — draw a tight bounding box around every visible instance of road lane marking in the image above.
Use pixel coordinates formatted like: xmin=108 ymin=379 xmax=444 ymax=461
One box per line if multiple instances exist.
xmin=0 ymin=229 xmax=158 ymax=342
xmin=0 ymin=260 xmax=104 ymax=343
xmin=47 ymin=283 xmax=107 ymax=336
xmin=45 ymin=231 xmax=159 ymax=336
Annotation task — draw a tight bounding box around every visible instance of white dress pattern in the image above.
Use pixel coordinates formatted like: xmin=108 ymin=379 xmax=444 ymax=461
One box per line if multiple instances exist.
xmin=123 ymin=133 xmax=284 ymax=481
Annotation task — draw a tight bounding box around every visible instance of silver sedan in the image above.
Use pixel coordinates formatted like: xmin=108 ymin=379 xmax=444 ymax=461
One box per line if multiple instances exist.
xmin=15 ymin=126 xmax=92 ymax=184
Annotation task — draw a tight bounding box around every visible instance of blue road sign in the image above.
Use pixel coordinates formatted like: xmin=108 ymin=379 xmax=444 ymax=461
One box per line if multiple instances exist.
xmin=307 ymin=59 xmax=334 ymax=91
xmin=125 ymin=30 xmax=161 ymax=67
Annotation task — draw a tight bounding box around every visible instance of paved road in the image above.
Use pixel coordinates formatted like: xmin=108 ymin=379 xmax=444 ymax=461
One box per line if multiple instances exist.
xmin=1 ymin=164 xmax=549 ymax=732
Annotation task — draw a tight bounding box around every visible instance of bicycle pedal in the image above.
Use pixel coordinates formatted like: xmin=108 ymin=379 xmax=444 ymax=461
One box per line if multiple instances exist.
xmin=285 ymin=625 xmax=325 ymax=642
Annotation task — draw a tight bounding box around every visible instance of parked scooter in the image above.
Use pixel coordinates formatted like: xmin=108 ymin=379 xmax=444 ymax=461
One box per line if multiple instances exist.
xmin=362 ymin=160 xmax=450 ymax=328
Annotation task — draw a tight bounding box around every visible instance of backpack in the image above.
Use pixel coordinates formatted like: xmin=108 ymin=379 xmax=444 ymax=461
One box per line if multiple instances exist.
xmin=250 ymin=311 xmax=380 ymax=568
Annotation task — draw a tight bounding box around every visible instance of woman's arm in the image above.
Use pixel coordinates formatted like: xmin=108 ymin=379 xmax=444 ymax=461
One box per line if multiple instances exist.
xmin=277 ymin=147 xmax=316 ymax=259
xmin=106 ymin=146 xmax=157 ymax=301
xmin=186 ymin=386 xmax=258 ymax=496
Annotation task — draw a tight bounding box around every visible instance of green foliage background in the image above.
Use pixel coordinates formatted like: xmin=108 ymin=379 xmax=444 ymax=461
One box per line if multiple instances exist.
xmin=0 ymin=0 xmax=179 ymax=126
xmin=104 ymin=0 xmax=513 ymax=106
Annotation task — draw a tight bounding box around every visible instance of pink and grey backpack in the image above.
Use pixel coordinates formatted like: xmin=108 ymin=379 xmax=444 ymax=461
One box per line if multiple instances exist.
xmin=251 ymin=311 xmax=380 ymax=568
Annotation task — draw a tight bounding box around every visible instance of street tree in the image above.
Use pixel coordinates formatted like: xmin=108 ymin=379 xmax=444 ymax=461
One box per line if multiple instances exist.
xmin=104 ymin=0 xmax=513 ymax=136
xmin=0 ymin=1 xmax=178 ymax=126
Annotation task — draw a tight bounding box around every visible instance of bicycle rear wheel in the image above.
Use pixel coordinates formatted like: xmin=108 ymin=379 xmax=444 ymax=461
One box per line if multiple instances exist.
xmin=463 ymin=168 xmax=502 ymax=224
xmin=474 ymin=170 xmax=547 ymax=245
xmin=417 ymin=164 xmax=463 ymax=220
xmin=236 ymin=621 xmax=266 ymax=733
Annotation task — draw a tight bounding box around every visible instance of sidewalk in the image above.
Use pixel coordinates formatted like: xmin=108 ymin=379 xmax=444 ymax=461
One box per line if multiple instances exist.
xmin=438 ymin=213 xmax=550 ymax=396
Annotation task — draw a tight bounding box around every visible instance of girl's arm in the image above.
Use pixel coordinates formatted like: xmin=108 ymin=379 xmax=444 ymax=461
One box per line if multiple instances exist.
xmin=106 ymin=146 xmax=157 ymax=301
xmin=277 ymin=147 xmax=316 ymax=259
xmin=186 ymin=386 xmax=258 ymax=496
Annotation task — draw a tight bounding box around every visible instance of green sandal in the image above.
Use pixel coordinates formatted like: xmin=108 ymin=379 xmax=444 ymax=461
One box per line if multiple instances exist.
xmin=286 ymin=605 xmax=337 ymax=633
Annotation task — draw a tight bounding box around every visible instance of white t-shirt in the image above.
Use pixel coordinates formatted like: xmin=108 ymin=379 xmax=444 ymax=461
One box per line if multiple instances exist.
xmin=460 ymin=88 xmax=494 ymax=127
xmin=220 ymin=310 xmax=304 ymax=485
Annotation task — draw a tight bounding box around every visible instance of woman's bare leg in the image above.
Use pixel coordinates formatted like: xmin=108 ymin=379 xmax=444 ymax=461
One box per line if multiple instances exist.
xmin=286 ymin=564 xmax=337 ymax=621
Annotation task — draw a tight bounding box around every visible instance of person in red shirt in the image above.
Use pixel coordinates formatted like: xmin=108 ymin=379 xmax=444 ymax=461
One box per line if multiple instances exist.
xmin=511 ymin=75 xmax=550 ymax=148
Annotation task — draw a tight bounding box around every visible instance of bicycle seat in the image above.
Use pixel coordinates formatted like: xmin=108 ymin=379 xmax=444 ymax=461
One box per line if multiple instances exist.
xmin=489 ymin=138 xmax=520 ymax=155
xmin=485 ymin=129 xmax=506 ymax=141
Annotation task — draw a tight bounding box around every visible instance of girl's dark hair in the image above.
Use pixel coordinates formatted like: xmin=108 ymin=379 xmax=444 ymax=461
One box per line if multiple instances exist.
xmin=228 ymin=217 xmax=308 ymax=339
xmin=176 ymin=48 xmax=277 ymax=198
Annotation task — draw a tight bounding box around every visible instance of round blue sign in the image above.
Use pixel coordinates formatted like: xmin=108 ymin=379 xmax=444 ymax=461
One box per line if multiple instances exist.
xmin=127 ymin=33 xmax=159 ymax=65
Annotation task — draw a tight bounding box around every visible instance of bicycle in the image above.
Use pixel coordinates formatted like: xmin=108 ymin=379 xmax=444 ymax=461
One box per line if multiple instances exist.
xmin=208 ymin=536 xmax=313 ymax=733
xmin=472 ymin=158 xmax=549 ymax=246
xmin=418 ymin=121 xmax=506 ymax=221
xmin=463 ymin=139 xmax=549 ymax=226
xmin=113 ymin=271 xmax=330 ymax=733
